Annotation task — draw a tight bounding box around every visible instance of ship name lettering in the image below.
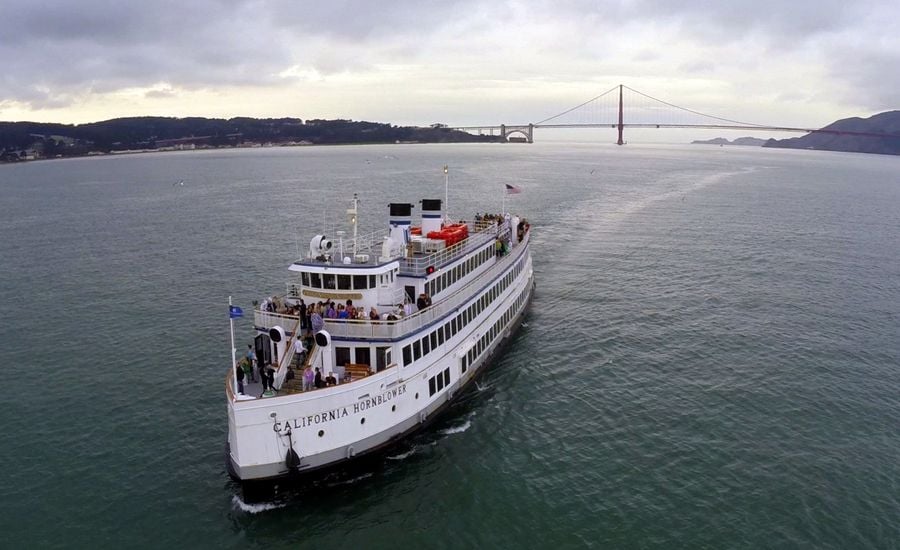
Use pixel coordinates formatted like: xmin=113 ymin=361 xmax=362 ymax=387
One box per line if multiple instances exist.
xmin=272 ymin=385 xmax=405 ymax=432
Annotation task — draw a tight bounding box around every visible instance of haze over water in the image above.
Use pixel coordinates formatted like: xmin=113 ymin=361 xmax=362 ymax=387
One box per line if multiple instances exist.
xmin=1 ymin=143 xmax=898 ymax=548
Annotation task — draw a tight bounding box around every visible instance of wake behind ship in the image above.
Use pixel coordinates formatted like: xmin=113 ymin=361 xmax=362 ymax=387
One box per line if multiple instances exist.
xmin=225 ymin=188 xmax=534 ymax=486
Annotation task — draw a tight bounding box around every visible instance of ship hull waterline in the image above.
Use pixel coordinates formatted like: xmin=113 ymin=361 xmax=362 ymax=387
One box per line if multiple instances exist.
xmin=227 ymin=277 xmax=535 ymax=498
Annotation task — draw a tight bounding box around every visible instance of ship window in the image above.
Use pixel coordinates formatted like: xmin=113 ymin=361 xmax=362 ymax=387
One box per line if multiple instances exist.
xmin=444 ymin=324 xmax=451 ymax=341
xmin=402 ymin=345 xmax=411 ymax=366
xmin=444 ymin=369 xmax=450 ymax=386
xmin=437 ymin=329 xmax=444 ymax=346
xmin=336 ymin=347 xmax=351 ymax=367
xmin=442 ymin=273 xmax=449 ymax=290
xmin=355 ymin=347 xmax=371 ymax=366
xmin=369 ymin=274 xmax=376 ymax=287
xmin=338 ymin=274 xmax=351 ymax=290
xmin=461 ymin=356 xmax=467 ymax=373
xmin=430 ymin=332 xmax=438 ymax=349
xmin=413 ymin=341 xmax=421 ymax=360
xmin=429 ymin=377 xmax=436 ymax=396
xmin=436 ymin=373 xmax=444 ymax=391
xmin=323 ymin=274 xmax=336 ymax=289
xmin=310 ymin=273 xmax=322 ymax=288
xmin=422 ymin=335 xmax=431 ymax=355
xmin=301 ymin=272 xmax=310 ymax=286
xmin=361 ymin=417 xmax=365 ymax=424
xmin=353 ymin=275 xmax=367 ymax=289
xmin=318 ymin=430 xmax=324 ymax=437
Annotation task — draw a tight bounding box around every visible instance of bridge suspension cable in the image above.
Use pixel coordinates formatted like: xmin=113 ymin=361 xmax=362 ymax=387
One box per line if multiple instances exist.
xmin=534 ymin=85 xmax=619 ymax=125
xmin=621 ymin=85 xmax=770 ymax=128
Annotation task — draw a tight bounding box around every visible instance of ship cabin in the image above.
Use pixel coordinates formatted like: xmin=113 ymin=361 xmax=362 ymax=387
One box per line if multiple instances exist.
xmin=237 ymin=197 xmax=530 ymax=398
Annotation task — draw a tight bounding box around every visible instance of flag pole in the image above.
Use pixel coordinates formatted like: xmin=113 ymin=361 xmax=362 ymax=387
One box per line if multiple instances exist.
xmin=443 ymin=165 xmax=449 ymax=223
xmin=502 ymin=186 xmax=506 ymax=215
xmin=229 ymin=295 xmax=238 ymax=396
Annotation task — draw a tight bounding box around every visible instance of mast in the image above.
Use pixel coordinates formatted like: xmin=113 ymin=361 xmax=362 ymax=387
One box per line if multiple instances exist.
xmin=443 ymin=165 xmax=449 ymax=223
xmin=348 ymin=193 xmax=359 ymax=256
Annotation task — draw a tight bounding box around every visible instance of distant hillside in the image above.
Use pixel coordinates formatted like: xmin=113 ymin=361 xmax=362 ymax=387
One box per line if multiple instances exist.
xmin=692 ymin=136 xmax=767 ymax=146
xmin=0 ymin=117 xmax=503 ymax=162
xmin=763 ymin=111 xmax=900 ymax=155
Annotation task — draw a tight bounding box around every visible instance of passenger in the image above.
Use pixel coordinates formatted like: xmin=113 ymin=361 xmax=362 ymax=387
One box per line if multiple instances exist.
xmin=311 ymin=307 xmax=324 ymax=333
xmin=293 ymin=338 xmax=306 ymax=366
xmin=346 ymin=299 xmax=355 ymax=317
xmin=235 ymin=363 xmax=245 ymax=395
xmin=337 ymin=304 xmax=349 ymax=319
xmin=302 ymin=365 xmax=314 ymax=391
xmin=246 ymin=345 xmax=257 ymax=382
xmin=325 ymin=374 xmax=337 ymax=386
xmin=369 ymin=307 xmax=379 ymax=320
xmin=259 ymin=362 xmax=270 ymax=392
xmin=495 ymin=238 xmax=503 ymax=257
xmin=298 ymin=299 xmax=308 ymax=329
xmin=417 ymin=293 xmax=427 ymax=310
xmin=424 ymin=293 xmax=432 ymax=307
xmin=325 ymin=302 xmax=337 ymax=319
xmin=314 ymin=368 xmax=324 ymax=389
xmin=240 ymin=357 xmax=253 ymax=384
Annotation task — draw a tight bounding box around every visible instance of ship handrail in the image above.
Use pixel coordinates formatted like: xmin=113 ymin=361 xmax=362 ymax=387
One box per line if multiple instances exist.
xmin=324 ymin=229 xmax=530 ymax=340
xmin=272 ymin=316 xmax=303 ymax=389
xmin=289 ymin=221 xmax=502 ymax=276
xmin=252 ymin=230 xmax=530 ymax=341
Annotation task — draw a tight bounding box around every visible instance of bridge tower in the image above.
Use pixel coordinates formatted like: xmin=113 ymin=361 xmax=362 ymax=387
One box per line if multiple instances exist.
xmin=617 ymin=84 xmax=624 ymax=146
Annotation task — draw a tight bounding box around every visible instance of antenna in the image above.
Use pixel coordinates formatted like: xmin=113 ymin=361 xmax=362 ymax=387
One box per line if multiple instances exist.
xmin=443 ymin=165 xmax=449 ymax=224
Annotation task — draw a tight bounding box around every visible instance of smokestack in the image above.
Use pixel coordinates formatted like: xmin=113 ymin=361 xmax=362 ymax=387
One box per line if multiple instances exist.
xmin=420 ymin=199 xmax=442 ymax=236
xmin=388 ymin=203 xmax=413 ymax=245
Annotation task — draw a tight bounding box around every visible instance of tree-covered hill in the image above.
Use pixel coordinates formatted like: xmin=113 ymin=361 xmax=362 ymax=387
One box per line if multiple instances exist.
xmin=0 ymin=117 xmax=503 ymax=161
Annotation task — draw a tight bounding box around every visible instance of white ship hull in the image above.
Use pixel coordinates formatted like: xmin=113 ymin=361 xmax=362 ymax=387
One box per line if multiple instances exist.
xmin=227 ymin=258 xmax=533 ymax=483
xmin=225 ymin=194 xmax=534 ymax=486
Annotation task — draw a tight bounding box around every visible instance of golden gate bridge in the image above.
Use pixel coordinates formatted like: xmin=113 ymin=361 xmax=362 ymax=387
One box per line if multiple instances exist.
xmin=450 ymin=84 xmax=896 ymax=144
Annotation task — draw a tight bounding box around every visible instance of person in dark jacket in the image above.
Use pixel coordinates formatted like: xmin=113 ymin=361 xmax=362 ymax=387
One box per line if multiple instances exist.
xmin=314 ymin=368 xmax=324 ymax=389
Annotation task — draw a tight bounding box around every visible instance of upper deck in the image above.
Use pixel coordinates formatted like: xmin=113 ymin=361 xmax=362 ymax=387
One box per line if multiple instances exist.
xmin=291 ymin=220 xmax=500 ymax=277
xmin=256 ymin=228 xmax=532 ymax=341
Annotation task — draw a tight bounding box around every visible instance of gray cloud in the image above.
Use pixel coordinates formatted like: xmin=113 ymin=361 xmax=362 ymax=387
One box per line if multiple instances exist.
xmin=0 ymin=0 xmax=897 ymax=116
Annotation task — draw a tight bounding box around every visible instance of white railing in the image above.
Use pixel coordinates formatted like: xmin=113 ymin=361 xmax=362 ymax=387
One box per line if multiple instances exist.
xmin=287 ymin=221 xmax=504 ymax=276
xmin=323 ymin=231 xmax=530 ymax=340
xmin=253 ymin=229 xmax=531 ymax=342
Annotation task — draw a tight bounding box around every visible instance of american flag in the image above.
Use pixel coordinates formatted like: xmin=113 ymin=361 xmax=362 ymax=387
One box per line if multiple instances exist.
xmin=505 ymin=184 xmax=522 ymax=194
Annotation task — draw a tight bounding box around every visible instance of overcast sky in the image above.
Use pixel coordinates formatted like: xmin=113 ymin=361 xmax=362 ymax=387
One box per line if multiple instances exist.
xmin=2 ymin=0 xmax=897 ymax=134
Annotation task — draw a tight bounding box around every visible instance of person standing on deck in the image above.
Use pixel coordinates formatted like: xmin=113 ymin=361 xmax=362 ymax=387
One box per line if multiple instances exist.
xmin=311 ymin=306 xmax=324 ymax=334
xmin=302 ymin=365 xmax=314 ymax=392
xmin=293 ymin=338 xmax=306 ymax=367
xmin=235 ymin=363 xmax=245 ymax=395
xmin=246 ymin=345 xmax=257 ymax=382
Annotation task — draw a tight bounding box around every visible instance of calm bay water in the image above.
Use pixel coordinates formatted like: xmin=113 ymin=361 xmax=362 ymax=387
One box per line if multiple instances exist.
xmin=1 ymin=143 xmax=898 ymax=549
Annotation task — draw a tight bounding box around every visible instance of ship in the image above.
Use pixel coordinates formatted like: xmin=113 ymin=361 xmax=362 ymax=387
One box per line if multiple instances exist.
xmin=225 ymin=182 xmax=534 ymax=489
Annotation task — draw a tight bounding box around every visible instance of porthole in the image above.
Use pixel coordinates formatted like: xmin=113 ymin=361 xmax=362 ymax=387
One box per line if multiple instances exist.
xmin=415 ymin=392 xmax=419 ymax=399
xmin=391 ymin=405 xmax=396 ymax=412
xmin=360 ymin=417 xmax=366 ymax=425
xmin=318 ymin=430 xmax=324 ymax=437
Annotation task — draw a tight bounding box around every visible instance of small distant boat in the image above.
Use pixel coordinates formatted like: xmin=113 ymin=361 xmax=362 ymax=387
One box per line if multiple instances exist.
xmin=173 ymin=180 xmax=184 ymax=186
xmin=225 ymin=182 xmax=535 ymax=489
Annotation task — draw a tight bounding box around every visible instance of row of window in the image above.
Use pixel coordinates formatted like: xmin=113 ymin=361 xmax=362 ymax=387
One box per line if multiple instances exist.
xmin=428 ymin=367 xmax=451 ymax=397
xmin=335 ymin=346 xmax=391 ymax=371
xmin=299 ymin=269 xmax=396 ymax=291
xmin=425 ymin=243 xmax=496 ymax=298
xmin=402 ymin=252 xmax=527 ymax=367
xmin=461 ymin=281 xmax=528 ymax=374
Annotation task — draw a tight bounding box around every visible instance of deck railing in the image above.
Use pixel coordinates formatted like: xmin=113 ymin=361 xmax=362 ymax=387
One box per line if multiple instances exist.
xmin=288 ymin=220 xmax=504 ymax=276
xmin=250 ymin=230 xmax=530 ymax=341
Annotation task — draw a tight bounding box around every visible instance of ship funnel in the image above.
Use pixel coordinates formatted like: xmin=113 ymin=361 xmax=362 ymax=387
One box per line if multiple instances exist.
xmin=420 ymin=199 xmax=442 ymax=236
xmin=388 ymin=203 xmax=413 ymax=246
